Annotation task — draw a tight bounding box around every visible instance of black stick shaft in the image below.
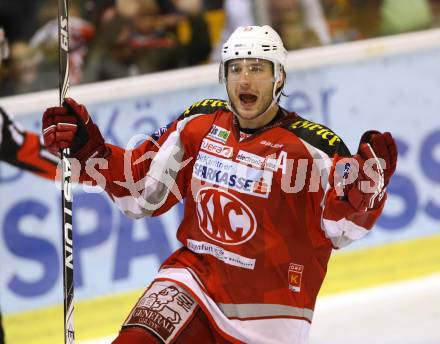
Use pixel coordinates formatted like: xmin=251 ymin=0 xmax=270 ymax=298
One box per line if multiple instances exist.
xmin=57 ymin=0 xmax=74 ymax=343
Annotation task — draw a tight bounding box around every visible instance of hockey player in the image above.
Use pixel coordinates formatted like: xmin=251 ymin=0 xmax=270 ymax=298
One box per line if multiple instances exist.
xmin=0 ymin=108 xmax=59 ymax=344
xmin=0 ymin=107 xmax=58 ymax=344
xmin=0 ymin=26 xmax=58 ymax=344
xmin=42 ymin=25 xmax=397 ymax=343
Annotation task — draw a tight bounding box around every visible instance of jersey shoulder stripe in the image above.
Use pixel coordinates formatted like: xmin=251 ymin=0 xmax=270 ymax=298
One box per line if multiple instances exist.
xmin=283 ymin=115 xmax=351 ymax=157
xmin=178 ymin=99 xmax=228 ymax=120
xmin=152 ymin=99 xmax=227 ymax=141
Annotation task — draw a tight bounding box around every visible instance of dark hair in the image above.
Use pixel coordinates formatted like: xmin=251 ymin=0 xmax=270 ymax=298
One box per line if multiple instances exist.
xmin=275 ymin=68 xmax=286 ymax=99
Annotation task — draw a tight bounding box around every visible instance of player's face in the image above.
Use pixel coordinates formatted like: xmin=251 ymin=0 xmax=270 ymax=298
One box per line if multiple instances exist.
xmin=226 ymin=58 xmax=276 ymax=125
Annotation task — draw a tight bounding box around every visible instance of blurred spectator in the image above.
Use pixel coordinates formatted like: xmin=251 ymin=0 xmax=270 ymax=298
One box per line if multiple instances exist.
xmin=379 ymin=0 xmax=433 ymax=36
xmin=30 ymin=17 xmax=95 ymax=85
xmin=174 ymin=0 xmax=212 ymax=66
xmin=83 ymin=0 xmax=211 ymax=81
xmin=30 ymin=1 xmax=95 ymax=86
xmin=0 ymin=41 xmax=41 ymax=96
xmin=1 ymin=0 xmax=440 ymax=97
xmin=346 ymin=0 xmax=382 ymax=39
xmin=321 ymin=0 xmax=357 ymax=43
xmin=81 ymin=0 xmax=117 ymax=23
xmin=129 ymin=0 xmax=184 ymax=73
xmin=210 ymin=0 xmax=255 ymax=62
xmin=0 ymin=27 xmax=9 ymax=63
xmin=301 ymin=0 xmax=332 ymax=44
xmin=269 ymin=0 xmax=331 ymax=50
xmin=0 ymin=1 xmax=46 ymax=43
xmin=347 ymin=0 xmax=433 ymax=39
xmin=132 ymin=0 xmax=211 ymax=73
xmin=431 ymin=0 xmax=440 ymax=26
xmin=82 ymin=3 xmax=135 ymax=82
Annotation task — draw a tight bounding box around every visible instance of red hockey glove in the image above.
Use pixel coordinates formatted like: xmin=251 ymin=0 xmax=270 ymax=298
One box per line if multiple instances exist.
xmin=341 ymin=131 xmax=398 ymax=211
xmin=42 ymin=98 xmax=108 ymax=166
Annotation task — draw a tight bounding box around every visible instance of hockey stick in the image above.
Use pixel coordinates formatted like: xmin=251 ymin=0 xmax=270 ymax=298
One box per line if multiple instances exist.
xmin=58 ymin=0 xmax=75 ymax=343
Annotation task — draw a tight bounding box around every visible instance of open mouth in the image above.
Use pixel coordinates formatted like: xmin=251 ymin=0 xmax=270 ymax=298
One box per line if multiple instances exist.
xmin=239 ymin=93 xmax=258 ymax=106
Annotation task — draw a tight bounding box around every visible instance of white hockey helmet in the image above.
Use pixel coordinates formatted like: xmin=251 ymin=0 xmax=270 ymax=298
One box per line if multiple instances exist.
xmin=219 ymin=25 xmax=287 ymax=84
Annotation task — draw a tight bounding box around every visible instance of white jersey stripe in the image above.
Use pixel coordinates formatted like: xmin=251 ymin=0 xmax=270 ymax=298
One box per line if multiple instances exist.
xmin=155 ymin=268 xmax=311 ymax=344
xmin=112 ymin=114 xmax=206 ymax=218
xmin=322 ymin=218 xmax=369 ymax=248
xmin=218 ymin=302 xmax=314 ymax=322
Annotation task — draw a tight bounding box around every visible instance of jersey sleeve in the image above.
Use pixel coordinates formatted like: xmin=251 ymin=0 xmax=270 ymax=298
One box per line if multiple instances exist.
xmin=81 ymin=99 xmax=226 ymax=219
xmin=0 ymin=115 xmax=58 ymax=180
xmin=15 ymin=133 xmax=58 ymax=180
xmin=81 ymin=118 xmax=192 ymax=219
xmin=287 ymin=116 xmax=385 ymax=249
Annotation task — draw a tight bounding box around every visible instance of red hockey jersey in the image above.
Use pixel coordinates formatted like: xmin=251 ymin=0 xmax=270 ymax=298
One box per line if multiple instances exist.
xmin=86 ymin=99 xmax=385 ymax=343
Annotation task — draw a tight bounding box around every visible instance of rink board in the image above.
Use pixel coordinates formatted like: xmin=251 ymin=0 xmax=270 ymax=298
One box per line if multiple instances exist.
xmin=1 ymin=29 xmax=440 ymax=343
xmin=4 ymin=232 xmax=440 ymax=343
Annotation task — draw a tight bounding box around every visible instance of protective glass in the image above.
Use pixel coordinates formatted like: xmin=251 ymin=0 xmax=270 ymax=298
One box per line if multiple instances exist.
xmin=226 ymin=58 xmax=275 ymax=82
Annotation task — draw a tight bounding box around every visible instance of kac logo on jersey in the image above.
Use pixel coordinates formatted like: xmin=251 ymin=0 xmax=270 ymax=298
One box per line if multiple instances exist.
xmin=196 ymin=187 xmax=257 ymax=245
xmin=207 ymin=125 xmax=230 ymax=144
